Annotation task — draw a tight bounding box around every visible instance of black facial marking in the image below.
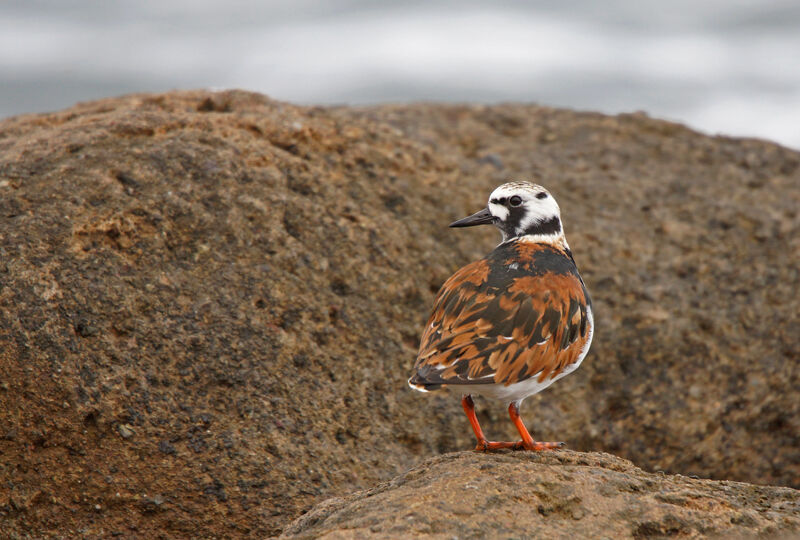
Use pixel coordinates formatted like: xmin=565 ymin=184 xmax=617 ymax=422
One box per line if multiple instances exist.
xmin=501 ymin=206 xmax=526 ymax=238
xmin=536 ymin=192 xmax=548 ymax=199
xmin=523 ymin=216 xmax=562 ymax=237
xmin=495 ymin=200 xmax=562 ymax=238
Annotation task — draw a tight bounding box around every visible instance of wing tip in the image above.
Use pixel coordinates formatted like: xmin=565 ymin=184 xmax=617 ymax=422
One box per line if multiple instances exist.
xmin=408 ymin=374 xmax=443 ymax=393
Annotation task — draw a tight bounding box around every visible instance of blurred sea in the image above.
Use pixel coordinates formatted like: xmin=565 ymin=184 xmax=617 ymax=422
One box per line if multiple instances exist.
xmin=2 ymin=0 xmax=799 ymax=148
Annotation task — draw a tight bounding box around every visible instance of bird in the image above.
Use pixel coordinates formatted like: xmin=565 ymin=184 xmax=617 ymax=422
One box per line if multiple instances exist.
xmin=408 ymin=181 xmax=593 ymax=452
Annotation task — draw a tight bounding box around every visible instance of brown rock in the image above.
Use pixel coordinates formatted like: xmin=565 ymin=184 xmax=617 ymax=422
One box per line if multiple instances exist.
xmin=0 ymin=90 xmax=798 ymax=537
xmin=281 ymin=451 xmax=800 ymax=539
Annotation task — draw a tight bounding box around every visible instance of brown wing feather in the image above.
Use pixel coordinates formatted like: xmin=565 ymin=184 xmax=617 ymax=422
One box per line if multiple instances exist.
xmin=412 ymin=253 xmax=591 ymax=389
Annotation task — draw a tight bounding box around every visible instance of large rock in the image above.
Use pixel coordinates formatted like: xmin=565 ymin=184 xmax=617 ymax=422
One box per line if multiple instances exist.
xmin=281 ymin=451 xmax=800 ymax=539
xmin=0 ymin=90 xmax=797 ymax=537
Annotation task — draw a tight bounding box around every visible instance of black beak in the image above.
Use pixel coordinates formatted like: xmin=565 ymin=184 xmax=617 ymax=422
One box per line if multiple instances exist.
xmin=449 ymin=207 xmax=495 ymax=228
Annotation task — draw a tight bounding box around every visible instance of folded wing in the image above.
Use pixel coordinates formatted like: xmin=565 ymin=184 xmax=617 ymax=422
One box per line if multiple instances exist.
xmin=411 ymin=259 xmax=591 ymax=389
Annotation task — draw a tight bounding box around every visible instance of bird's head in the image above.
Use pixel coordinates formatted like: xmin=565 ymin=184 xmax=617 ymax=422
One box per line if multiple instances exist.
xmin=450 ymin=181 xmax=566 ymax=245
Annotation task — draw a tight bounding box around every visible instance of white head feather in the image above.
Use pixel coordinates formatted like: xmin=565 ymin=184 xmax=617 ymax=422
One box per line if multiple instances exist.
xmin=487 ymin=181 xmax=567 ymax=246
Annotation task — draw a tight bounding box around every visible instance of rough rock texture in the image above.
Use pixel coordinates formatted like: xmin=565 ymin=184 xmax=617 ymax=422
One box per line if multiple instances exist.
xmin=282 ymin=451 xmax=800 ymax=539
xmin=0 ymin=90 xmax=798 ymax=537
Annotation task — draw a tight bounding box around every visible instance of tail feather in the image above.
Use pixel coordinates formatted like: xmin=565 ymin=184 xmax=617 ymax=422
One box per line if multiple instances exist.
xmin=408 ymin=372 xmax=442 ymax=392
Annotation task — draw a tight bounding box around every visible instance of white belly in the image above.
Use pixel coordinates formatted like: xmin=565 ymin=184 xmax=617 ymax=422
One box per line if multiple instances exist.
xmin=456 ymin=375 xmax=561 ymax=404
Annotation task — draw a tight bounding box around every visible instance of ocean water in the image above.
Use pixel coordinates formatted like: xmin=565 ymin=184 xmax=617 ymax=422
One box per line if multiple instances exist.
xmin=2 ymin=0 xmax=799 ymax=148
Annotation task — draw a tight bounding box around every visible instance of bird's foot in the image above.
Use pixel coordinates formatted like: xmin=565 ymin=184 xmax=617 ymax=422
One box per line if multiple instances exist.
xmin=518 ymin=440 xmax=565 ymax=451
xmin=473 ymin=439 xmax=521 ymax=452
xmin=473 ymin=439 xmax=565 ymax=452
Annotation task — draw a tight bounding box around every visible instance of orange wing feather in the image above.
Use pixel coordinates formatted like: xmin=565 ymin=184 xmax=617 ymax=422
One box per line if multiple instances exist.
xmin=410 ymin=241 xmax=592 ymax=389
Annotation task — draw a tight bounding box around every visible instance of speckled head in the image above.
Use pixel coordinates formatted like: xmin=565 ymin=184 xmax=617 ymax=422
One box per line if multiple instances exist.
xmin=450 ymin=181 xmax=566 ymax=245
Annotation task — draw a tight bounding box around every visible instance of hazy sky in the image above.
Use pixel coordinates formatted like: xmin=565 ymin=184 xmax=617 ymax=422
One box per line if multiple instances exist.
xmin=2 ymin=0 xmax=799 ymax=148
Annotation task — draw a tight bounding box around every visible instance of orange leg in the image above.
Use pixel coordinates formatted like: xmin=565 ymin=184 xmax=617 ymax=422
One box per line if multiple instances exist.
xmin=508 ymin=401 xmax=565 ymax=451
xmin=461 ymin=395 xmax=519 ymax=451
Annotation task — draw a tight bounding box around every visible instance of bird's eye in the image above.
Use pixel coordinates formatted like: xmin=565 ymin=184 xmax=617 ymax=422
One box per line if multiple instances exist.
xmin=509 ymin=195 xmax=523 ymax=207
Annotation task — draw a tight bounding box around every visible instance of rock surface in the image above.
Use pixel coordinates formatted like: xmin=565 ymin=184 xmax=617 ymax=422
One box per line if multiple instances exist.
xmin=282 ymin=451 xmax=800 ymax=539
xmin=0 ymin=90 xmax=798 ymax=537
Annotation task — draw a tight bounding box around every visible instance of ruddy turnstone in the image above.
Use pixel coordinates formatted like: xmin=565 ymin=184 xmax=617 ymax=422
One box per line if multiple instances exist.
xmin=408 ymin=181 xmax=593 ymax=451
